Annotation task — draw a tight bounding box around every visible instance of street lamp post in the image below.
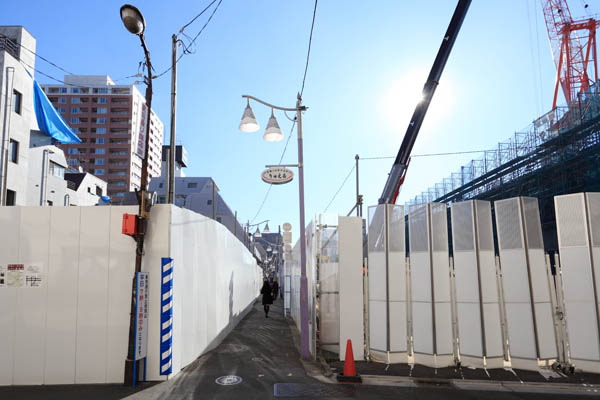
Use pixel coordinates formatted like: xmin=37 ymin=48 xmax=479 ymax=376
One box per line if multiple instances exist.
xmin=239 ymin=94 xmax=310 ymax=360
xmin=120 ymin=4 xmax=154 ymax=385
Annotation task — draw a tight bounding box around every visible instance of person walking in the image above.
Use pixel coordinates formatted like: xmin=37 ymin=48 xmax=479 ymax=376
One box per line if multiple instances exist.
xmin=271 ymin=280 xmax=279 ymax=301
xmin=260 ymin=280 xmax=273 ymax=318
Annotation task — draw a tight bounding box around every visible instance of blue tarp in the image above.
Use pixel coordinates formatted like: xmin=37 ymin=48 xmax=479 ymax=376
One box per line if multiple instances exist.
xmin=32 ymin=79 xmax=81 ymax=144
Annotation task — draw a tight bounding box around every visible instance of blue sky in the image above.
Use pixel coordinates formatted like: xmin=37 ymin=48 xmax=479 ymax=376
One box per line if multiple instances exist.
xmin=4 ymin=0 xmax=598 ymax=240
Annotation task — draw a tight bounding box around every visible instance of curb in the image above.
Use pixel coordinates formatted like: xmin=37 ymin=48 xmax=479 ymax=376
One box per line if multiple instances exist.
xmin=357 ymin=374 xmax=600 ymax=395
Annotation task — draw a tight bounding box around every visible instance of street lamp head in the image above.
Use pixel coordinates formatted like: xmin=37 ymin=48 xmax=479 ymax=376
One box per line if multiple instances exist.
xmin=120 ymin=4 xmax=146 ymax=35
xmin=263 ymin=109 xmax=283 ymax=142
xmin=254 ymin=227 xmax=262 ymax=238
xmin=263 ymin=222 xmax=271 ymax=234
xmin=239 ymin=100 xmax=259 ymax=132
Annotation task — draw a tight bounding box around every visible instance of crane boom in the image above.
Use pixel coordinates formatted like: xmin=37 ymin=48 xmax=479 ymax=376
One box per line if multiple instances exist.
xmin=379 ymin=0 xmax=471 ymax=205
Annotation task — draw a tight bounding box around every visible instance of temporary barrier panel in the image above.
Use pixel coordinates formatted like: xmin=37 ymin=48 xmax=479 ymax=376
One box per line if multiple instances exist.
xmin=338 ymin=216 xmax=365 ymax=361
xmin=495 ymin=197 xmax=557 ymax=370
xmin=451 ymin=200 xmax=504 ymax=368
xmin=0 ymin=206 xmax=137 ymax=386
xmin=319 ymin=224 xmax=339 ymax=354
xmin=409 ymin=203 xmax=454 ymax=367
xmin=368 ymin=204 xmax=407 ymax=363
xmin=555 ymin=193 xmax=600 ymax=373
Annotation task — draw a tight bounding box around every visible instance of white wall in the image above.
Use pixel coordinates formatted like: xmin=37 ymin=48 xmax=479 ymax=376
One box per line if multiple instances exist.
xmin=144 ymin=205 xmax=262 ymax=381
xmin=0 ymin=206 xmax=137 ymax=385
xmin=0 ymin=204 xmax=261 ymax=385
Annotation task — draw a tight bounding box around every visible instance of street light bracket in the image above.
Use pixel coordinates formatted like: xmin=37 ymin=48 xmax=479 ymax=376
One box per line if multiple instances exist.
xmin=242 ymin=95 xmax=297 ymax=112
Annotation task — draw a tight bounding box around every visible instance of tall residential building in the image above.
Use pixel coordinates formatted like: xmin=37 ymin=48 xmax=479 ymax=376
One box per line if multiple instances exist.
xmin=40 ymin=75 xmax=164 ymax=201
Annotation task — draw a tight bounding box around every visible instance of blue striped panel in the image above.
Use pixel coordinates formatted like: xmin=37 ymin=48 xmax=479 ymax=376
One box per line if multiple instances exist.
xmin=160 ymin=257 xmax=173 ymax=375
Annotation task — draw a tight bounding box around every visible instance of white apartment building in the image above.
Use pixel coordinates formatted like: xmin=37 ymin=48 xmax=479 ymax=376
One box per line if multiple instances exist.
xmin=0 ymin=26 xmax=37 ymax=206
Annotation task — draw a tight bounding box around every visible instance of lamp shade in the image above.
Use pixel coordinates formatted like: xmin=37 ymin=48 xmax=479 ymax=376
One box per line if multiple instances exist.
xmin=254 ymin=227 xmax=262 ymax=237
xmin=263 ymin=110 xmax=283 ymax=142
xmin=239 ymin=102 xmax=259 ymax=132
xmin=120 ymin=5 xmax=146 ymax=35
xmin=263 ymin=222 xmax=271 ymax=233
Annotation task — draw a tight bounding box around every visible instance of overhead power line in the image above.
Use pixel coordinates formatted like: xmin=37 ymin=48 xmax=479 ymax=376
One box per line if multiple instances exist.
xmin=153 ymin=0 xmax=224 ymax=79
xmin=0 ymin=33 xmax=74 ymax=76
xmin=361 ymin=149 xmax=493 ymax=160
xmin=300 ymin=0 xmax=319 ymax=97
xmin=250 ymin=122 xmax=296 ymax=224
xmin=249 ymin=0 xmax=319 ymax=223
xmin=323 ymin=164 xmax=355 ymax=213
xmin=318 ymin=148 xmax=496 ymax=213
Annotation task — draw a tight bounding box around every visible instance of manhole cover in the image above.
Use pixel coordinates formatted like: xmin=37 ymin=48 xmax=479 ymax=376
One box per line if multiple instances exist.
xmin=216 ymin=375 xmax=243 ymax=385
xmin=252 ymin=357 xmax=264 ymax=362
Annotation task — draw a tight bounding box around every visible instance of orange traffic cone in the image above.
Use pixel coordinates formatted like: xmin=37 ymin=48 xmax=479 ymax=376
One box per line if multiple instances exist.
xmin=336 ymin=339 xmax=362 ymax=383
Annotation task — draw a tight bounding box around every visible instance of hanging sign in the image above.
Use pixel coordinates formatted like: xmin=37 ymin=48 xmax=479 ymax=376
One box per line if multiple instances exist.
xmin=261 ymin=167 xmax=294 ymax=185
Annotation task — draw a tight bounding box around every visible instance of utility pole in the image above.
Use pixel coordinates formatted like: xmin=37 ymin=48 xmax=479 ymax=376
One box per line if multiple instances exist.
xmin=355 ymin=154 xmax=360 ymax=217
xmin=168 ymin=34 xmax=177 ymax=204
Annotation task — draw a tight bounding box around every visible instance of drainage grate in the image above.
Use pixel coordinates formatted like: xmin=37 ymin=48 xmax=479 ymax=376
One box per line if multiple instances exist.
xmin=274 ymin=383 xmax=356 ymax=398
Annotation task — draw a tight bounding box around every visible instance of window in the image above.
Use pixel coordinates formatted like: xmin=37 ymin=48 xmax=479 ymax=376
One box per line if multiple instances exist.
xmin=95 ymin=158 xmax=105 ymax=165
xmin=12 ymin=90 xmax=22 ymax=115
xmin=70 ymin=107 xmax=80 ymax=114
xmin=71 ymin=98 xmax=81 ymax=104
xmin=69 ymin=117 xmax=80 ymax=124
xmin=59 ymin=87 xmax=67 ymax=93
xmin=95 ymin=148 xmax=105 ymax=155
xmin=207 ymin=199 xmax=212 ymax=205
xmin=96 ymin=128 xmax=106 ymax=134
xmin=58 ymin=97 xmax=66 ymax=104
xmin=97 ymin=138 xmax=106 ymax=144
xmin=159 ymin=183 xmax=163 ymax=188
xmin=49 ymin=161 xmax=65 ymax=179
xmin=9 ymin=139 xmax=19 ymax=163
xmin=71 ymin=88 xmax=80 ymax=94
xmin=96 ymin=186 xmax=102 ymax=196
xmin=93 ymin=88 xmax=108 ymax=94
xmin=187 ymin=182 xmax=198 ymax=188
xmin=68 ymin=158 xmax=78 ymax=165
xmin=95 ymin=118 xmax=106 ymax=124
xmin=6 ymin=190 xmax=16 ymax=206
xmin=97 ymin=108 xmax=107 ymax=114
xmin=97 ymin=98 xmax=107 ymax=104
xmin=59 ymin=108 xmax=67 ymax=114
xmin=68 ymin=148 xmax=78 ymax=154
xmin=94 ymin=169 xmax=104 ymax=175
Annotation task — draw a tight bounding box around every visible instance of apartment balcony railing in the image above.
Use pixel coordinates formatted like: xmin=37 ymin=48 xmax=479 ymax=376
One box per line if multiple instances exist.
xmin=0 ymin=36 xmax=19 ymax=60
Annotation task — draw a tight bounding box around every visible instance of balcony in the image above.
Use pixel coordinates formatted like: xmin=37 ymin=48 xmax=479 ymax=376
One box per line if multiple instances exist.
xmin=110 ymin=118 xmax=130 ymax=125
xmin=0 ymin=36 xmax=19 ymax=60
xmin=110 ymin=128 xmax=131 ymax=135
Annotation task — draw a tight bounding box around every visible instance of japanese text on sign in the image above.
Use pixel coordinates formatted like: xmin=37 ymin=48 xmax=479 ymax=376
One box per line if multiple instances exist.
xmin=135 ymin=272 xmax=149 ymax=360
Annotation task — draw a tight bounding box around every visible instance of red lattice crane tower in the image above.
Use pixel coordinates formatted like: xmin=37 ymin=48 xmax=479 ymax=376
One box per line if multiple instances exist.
xmin=542 ymin=0 xmax=599 ymax=109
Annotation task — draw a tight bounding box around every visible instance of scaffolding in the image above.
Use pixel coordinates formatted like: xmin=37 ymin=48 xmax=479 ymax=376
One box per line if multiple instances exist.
xmin=405 ymin=80 xmax=600 ymax=251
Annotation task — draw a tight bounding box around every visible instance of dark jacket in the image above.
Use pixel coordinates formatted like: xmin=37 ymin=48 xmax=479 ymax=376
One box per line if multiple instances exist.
xmin=271 ymin=281 xmax=279 ymax=293
xmin=261 ymin=283 xmax=273 ymax=305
